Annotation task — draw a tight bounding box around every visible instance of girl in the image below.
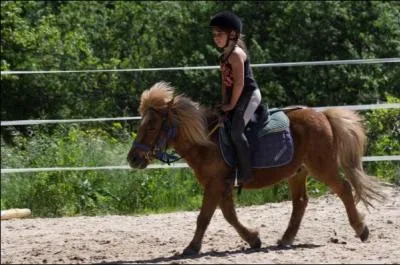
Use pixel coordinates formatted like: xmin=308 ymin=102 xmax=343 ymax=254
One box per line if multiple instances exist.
xmin=210 ymin=10 xmax=262 ymax=186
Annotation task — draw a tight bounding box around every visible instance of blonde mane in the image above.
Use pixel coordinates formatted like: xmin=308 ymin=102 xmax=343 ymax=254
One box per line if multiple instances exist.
xmin=139 ymin=81 xmax=213 ymax=146
xmin=139 ymin=81 xmax=174 ymax=114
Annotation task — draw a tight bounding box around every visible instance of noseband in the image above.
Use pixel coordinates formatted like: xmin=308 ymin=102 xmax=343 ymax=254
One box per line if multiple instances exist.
xmin=132 ymin=102 xmax=181 ymax=165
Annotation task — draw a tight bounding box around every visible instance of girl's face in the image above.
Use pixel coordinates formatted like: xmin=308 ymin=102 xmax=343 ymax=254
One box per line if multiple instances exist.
xmin=212 ymin=28 xmax=228 ymax=48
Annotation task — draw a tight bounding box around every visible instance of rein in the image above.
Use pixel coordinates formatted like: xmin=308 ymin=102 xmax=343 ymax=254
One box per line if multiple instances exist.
xmin=207 ymin=114 xmax=226 ymax=138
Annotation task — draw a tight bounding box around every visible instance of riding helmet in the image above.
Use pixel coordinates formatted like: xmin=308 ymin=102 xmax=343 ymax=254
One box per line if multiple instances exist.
xmin=209 ymin=11 xmax=242 ymax=33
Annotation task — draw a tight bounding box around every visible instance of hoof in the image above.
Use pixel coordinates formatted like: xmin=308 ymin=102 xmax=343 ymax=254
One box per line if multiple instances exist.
xmin=277 ymin=238 xmax=293 ymax=248
xmin=359 ymin=226 xmax=369 ymax=242
xmin=182 ymin=246 xmax=200 ymax=256
xmin=250 ymin=237 xmax=262 ymax=249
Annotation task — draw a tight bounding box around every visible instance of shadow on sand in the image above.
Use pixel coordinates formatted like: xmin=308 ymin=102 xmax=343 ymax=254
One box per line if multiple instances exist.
xmin=99 ymin=243 xmax=322 ymax=264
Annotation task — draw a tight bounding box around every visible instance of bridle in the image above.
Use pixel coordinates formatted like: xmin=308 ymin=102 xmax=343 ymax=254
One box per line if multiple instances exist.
xmin=131 ymin=100 xmax=226 ymax=166
xmin=131 ymin=101 xmax=181 ymax=165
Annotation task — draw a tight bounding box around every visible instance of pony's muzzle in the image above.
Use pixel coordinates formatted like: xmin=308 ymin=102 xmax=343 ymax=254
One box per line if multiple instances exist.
xmin=127 ymin=151 xmax=149 ymax=169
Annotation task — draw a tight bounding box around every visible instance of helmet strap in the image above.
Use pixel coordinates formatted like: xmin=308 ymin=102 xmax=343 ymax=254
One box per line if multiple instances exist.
xmin=223 ymin=30 xmax=238 ymax=48
xmin=221 ymin=41 xmax=238 ymax=62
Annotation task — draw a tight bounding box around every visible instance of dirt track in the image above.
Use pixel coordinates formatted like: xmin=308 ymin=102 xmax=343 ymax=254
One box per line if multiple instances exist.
xmin=1 ymin=185 xmax=399 ymax=264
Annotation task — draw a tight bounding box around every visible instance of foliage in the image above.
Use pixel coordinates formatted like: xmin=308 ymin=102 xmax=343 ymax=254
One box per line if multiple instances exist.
xmin=2 ymin=106 xmax=398 ymax=217
xmin=364 ymin=95 xmax=400 ymax=184
xmin=1 ymin=2 xmax=399 ymax=217
xmin=0 ymin=123 xmax=294 ymax=216
xmin=1 ymin=124 xmax=203 ymax=216
xmin=1 ymin=1 xmax=399 ymax=122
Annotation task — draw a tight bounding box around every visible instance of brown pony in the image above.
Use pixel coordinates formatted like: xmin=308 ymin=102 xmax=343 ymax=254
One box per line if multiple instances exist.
xmin=127 ymin=81 xmax=385 ymax=256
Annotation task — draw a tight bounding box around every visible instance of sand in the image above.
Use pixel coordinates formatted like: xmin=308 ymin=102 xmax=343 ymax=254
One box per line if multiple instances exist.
xmin=1 ymin=185 xmax=399 ymax=264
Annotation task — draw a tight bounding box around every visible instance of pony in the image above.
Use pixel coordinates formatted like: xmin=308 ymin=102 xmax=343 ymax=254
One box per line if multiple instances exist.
xmin=127 ymin=81 xmax=385 ymax=256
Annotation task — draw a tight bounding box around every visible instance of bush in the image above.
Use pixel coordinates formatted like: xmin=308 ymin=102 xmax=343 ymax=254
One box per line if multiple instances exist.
xmin=364 ymin=95 xmax=400 ymax=184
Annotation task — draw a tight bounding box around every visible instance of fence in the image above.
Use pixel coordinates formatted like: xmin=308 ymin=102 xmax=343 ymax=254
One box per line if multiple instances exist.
xmin=1 ymin=58 xmax=399 ymax=174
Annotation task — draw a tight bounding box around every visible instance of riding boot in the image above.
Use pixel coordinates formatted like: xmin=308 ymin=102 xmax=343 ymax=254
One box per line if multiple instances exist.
xmin=234 ymin=137 xmax=252 ymax=186
xmin=225 ymin=88 xmax=256 ymax=187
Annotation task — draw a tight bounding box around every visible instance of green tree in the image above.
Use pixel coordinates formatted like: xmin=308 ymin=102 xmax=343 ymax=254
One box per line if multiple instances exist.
xmin=2 ymin=1 xmax=399 ymax=121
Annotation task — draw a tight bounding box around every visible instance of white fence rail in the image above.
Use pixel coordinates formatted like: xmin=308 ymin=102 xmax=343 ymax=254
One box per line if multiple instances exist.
xmin=1 ymin=156 xmax=399 ymax=174
xmin=1 ymin=58 xmax=399 ymax=75
xmin=1 ymin=103 xmax=399 ymax=174
xmin=1 ymin=58 xmax=399 ymax=174
xmin=1 ymin=103 xmax=400 ymax=126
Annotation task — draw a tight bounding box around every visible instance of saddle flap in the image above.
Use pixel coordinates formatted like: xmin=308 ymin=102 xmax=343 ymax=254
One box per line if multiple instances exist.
xmin=218 ymin=108 xmax=293 ymax=169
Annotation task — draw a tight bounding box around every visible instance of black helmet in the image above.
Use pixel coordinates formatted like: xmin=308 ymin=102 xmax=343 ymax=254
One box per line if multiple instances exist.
xmin=209 ymin=11 xmax=242 ymax=33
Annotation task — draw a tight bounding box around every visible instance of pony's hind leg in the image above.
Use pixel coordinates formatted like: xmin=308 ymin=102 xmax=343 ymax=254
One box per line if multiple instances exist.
xmin=278 ymin=165 xmax=309 ymax=247
xmin=219 ymin=184 xmax=261 ymax=249
xmin=327 ymin=175 xmax=368 ymax=240
xmin=313 ymin=165 xmax=368 ymax=241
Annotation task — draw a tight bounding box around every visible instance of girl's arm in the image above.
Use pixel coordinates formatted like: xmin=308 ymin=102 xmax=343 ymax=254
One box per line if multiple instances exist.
xmin=222 ymin=50 xmax=245 ymax=111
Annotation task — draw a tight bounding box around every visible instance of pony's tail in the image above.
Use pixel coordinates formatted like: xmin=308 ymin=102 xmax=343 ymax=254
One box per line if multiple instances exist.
xmin=323 ymin=108 xmax=386 ymax=209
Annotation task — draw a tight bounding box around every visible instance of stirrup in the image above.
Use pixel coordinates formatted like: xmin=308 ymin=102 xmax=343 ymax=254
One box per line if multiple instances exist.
xmin=234 ymin=168 xmax=239 ymax=187
xmin=234 ymin=169 xmax=243 ymax=196
xmin=225 ymin=169 xmax=239 ymax=187
xmin=233 ymin=167 xmax=250 ymax=187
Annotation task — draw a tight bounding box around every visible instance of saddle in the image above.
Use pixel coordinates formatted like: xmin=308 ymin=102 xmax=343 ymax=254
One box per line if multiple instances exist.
xmin=218 ymin=104 xmax=294 ymax=168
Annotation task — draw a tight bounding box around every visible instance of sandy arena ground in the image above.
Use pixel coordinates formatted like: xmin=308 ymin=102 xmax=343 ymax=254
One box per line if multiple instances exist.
xmin=1 ymin=185 xmax=399 ymax=264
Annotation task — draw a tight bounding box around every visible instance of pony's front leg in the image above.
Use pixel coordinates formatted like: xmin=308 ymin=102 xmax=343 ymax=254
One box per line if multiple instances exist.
xmin=219 ymin=185 xmax=261 ymax=249
xmin=182 ymin=180 xmax=222 ymax=256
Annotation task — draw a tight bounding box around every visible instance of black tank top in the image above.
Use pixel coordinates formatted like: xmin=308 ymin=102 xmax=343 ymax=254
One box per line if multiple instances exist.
xmin=220 ymin=49 xmax=259 ymax=93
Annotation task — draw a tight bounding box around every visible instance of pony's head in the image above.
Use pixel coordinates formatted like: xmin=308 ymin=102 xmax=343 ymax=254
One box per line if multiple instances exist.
xmin=127 ymin=81 xmax=213 ymax=169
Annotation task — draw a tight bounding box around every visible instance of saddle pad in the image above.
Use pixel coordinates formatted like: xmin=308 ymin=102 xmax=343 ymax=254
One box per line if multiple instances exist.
xmin=218 ymin=111 xmax=294 ymax=168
